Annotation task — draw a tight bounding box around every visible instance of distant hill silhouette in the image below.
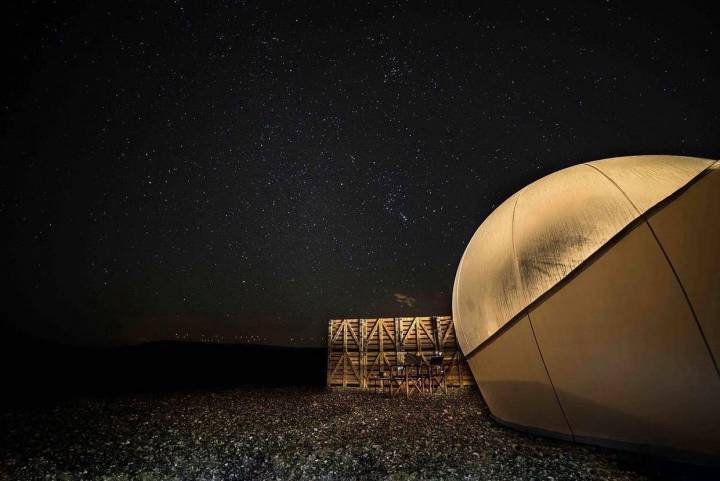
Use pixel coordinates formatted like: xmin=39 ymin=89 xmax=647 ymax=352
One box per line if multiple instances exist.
xmin=0 ymin=325 xmax=326 ymax=406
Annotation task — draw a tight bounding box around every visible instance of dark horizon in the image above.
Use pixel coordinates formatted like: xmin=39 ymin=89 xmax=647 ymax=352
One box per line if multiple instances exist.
xmin=2 ymin=0 xmax=720 ymax=347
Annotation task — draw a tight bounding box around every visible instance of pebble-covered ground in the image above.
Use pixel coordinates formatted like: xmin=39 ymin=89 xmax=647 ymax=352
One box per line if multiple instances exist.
xmin=0 ymin=387 xmax=716 ymax=481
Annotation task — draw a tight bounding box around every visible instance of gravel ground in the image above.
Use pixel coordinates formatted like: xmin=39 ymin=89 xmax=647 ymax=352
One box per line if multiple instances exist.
xmin=0 ymin=387 xmax=716 ymax=481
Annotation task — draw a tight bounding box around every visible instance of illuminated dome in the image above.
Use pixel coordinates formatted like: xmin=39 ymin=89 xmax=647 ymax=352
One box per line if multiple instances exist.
xmin=453 ymin=155 xmax=720 ymax=460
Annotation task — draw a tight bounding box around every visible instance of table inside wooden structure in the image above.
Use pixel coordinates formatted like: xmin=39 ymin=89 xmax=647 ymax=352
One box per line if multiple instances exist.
xmin=368 ymin=353 xmax=448 ymax=398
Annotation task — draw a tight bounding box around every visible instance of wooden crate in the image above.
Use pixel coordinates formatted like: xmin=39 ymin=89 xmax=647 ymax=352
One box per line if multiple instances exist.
xmin=326 ymin=316 xmax=475 ymax=390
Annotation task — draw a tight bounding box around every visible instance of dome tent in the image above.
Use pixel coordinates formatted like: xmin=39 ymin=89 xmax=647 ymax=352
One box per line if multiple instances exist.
xmin=453 ymin=155 xmax=720 ymax=460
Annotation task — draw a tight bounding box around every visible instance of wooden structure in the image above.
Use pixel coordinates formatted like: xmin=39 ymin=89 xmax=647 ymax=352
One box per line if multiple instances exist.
xmin=326 ymin=316 xmax=474 ymax=392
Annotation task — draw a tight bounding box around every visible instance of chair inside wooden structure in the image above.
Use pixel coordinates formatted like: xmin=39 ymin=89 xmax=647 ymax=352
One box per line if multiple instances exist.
xmin=384 ymin=352 xmax=436 ymax=398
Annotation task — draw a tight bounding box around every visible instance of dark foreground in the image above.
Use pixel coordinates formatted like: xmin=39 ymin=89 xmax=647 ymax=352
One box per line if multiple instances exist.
xmin=1 ymin=387 xmax=717 ymax=481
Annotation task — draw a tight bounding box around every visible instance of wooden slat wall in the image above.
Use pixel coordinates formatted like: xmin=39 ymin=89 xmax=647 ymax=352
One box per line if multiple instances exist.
xmin=327 ymin=316 xmax=475 ymax=390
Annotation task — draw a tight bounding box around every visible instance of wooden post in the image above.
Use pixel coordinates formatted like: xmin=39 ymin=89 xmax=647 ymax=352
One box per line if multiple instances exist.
xmin=377 ymin=318 xmax=385 ymax=364
xmin=405 ymin=364 xmax=409 ymax=398
xmin=415 ymin=317 xmax=420 ymax=354
xmin=360 ymin=319 xmax=367 ymax=389
xmin=378 ymin=318 xmax=384 ymax=377
xmin=342 ymin=320 xmax=348 ymax=388
xmin=394 ymin=317 xmax=401 ymax=371
xmin=327 ymin=321 xmax=333 ymax=388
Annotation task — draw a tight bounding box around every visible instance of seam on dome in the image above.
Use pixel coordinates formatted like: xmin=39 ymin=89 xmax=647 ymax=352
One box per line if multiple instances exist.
xmin=510 ymin=188 xmax=526 ymax=303
xmin=526 ymin=310 xmax=575 ymax=439
xmin=510 ymin=192 xmax=521 ymax=262
xmin=644 ymin=219 xmax=720 ymax=381
xmin=583 ymin=163 xmax=641 ymax=216
xmin=453 ymin=255 xmax=471 ymax=353
xmin=465 ymin=191 xmax=526 ymax=355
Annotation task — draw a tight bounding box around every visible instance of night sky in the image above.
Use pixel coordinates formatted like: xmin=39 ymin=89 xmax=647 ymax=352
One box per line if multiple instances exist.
xmin=2 ymin=1 xmax=719 ymax=346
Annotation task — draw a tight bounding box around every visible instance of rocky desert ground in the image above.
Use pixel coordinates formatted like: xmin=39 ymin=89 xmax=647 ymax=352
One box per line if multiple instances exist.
xmin=1 ymin=387 xmax=717 ymax=481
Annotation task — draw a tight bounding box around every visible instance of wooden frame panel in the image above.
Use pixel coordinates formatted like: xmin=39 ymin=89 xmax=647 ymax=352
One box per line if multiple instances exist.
xmin=327 ymin=316 xmax=474 ymax=390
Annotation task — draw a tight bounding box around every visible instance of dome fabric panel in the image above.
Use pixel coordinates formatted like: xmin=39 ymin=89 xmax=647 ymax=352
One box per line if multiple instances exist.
xmin=453 ymin=192 xmax=523 ymax=354
xmin=454 ymin=155 xmax=715 ymax=354
xmin=529 ymin=221 xmax=720 ymax=456
xmin=588 ymin=155 xmax=711 ymax=213
xmin=646 ymin=162 xmax=720 ymax=368
xmin=513 ymin=164 xmax=636 ymax=313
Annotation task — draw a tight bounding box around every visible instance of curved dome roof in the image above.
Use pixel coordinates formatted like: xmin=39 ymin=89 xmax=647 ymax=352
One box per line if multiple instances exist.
xmin=452 ymin=155 xmax=716 ymax=355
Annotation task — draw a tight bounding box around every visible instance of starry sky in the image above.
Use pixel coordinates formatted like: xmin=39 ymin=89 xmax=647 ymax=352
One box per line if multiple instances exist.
xmin=2 ymin=1 xmax=719 ymax=346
